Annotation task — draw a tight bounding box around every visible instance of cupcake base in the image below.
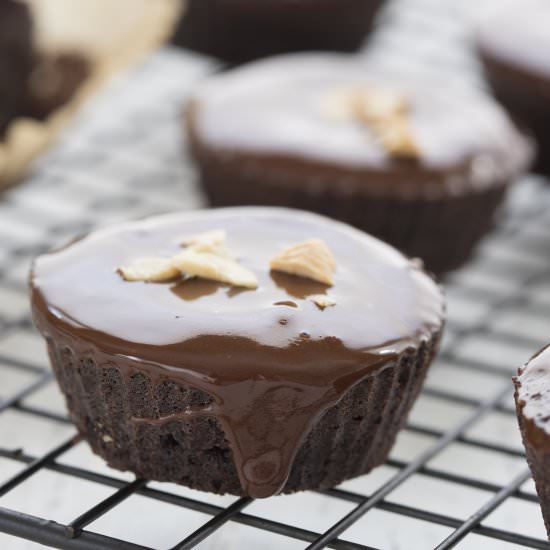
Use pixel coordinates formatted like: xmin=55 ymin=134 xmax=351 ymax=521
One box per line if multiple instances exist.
xmin=46 ymin=331 xmax=440 ymax=496
xmin=193 ymin=151 xmax=507 ymax=275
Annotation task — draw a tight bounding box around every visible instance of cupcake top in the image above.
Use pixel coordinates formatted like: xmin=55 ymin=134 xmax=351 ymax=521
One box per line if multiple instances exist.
xmin=476 ymin=0 xmax=550 ymax=81
xmin=32 ymin=207 xmax=443 ymax=353
xmin=516 ymin=345 xmax=550 ymax=441
xmin=31 ymin=207 xmax=444 ymax=497
xmin=188 ymin=53 xmax=531 ymax=186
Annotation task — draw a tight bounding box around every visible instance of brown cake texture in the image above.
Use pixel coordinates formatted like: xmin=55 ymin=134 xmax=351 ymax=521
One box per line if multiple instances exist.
xmin=171 ymin=0 xmax=385 ymax=64
xmin=185 ymin=54 xmax=533 ymax=275
xmin=31 ymin=207 xmax=444 ymax=497
xmin=476 ymin=0 xmax=550 ymax=177
xmin=0 ymin=0 xmax=33 ymax=138
xmin=514 ymin=345 xmax=550 ymax=538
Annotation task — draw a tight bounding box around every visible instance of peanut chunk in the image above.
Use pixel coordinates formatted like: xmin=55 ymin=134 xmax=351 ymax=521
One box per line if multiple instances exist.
xmin=309 ymin=294 xmax=336 ymax=309
xmin=172 ymin=249 xmax=258 ymax=289
xmin=322 ymin=85 xmax=421 ymax=159
xmin=369 ymin=116 xmax=420 ymax=159
xmin=352 ymin=87 xmax=408 ymax=122
xmin=270 ymin=239 xmax=336 ymax=286
xmin=118 ymin=258 xmax=179 ymax=282
xmin=180 ymin=229 xmax=226 ymax=249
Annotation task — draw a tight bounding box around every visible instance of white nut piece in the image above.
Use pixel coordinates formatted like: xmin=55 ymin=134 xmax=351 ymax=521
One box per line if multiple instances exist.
xmin=352 ymin=87 xmax=420 ymax=160
xmin=322 ymin=85 xmax=420 ymax=160
xmin=309 ymin=294 xmax=336 ymax=309
xmin=172 ymin=249 xmax=258 ymax=289
xmin=352 ymin=86 xmax=409 ymax=122
xmin=118 ymin=257 xmax=180 ymax=282
xmin=180 ymin=229 xmax=226 ymax=249
xmin=372 ymin=116 xmax=420 ymax=159
xmin=270 ymin=239 xmax=336 ymax=286
xmin=320 ymin=88 xmax=356 ymax=121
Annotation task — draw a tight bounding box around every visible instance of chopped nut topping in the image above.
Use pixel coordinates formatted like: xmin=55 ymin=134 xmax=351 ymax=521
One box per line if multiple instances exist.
xmin=309 ymin=294 xmax=336 ymax=309
xmin=180 ymin=229 xmax=233 ymax=258
xmin=172 ymin=248 xmax=258 ymax=289
xmin=369 ymin=116 xmax=420 ymax=159
xmin=352 ymin=87 xmax=408 ymax=123
xmin=120 ymin=229 xmax=258 ymax=289
xmin=180 ymin=229 xmax=226 ymax=249
xmin=320 ymin=88 xmax=356 ymax=121
xmin=270 ymin=239 xmax=336 ymax=286
xmin=118 ymin=258 xmax=180 ymax=282
xmin=322 ymin=85 xmax=421 ymax=160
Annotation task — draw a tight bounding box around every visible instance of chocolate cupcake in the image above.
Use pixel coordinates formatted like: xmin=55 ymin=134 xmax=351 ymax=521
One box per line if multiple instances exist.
xmin=171 ymin=0 xmax=385 ymax=65
xmin=0 ymin=0 xmax=33 ymax=138
xmin=23 ymin=52 xmax=91 ymax=121
xmin=476 ymin=0 xmax=550 ymax=176
xmin=514 ymin=345 xmax=550 ymax=538
xmin=31 ymin=207 xmax=444 ymax=497
xmin=186 ymin=54 xmax=532 ymax=275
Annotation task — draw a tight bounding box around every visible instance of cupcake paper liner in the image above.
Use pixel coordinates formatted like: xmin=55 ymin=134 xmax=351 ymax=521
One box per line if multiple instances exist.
xmin=46 ymin=328 xmax=441 ymax=496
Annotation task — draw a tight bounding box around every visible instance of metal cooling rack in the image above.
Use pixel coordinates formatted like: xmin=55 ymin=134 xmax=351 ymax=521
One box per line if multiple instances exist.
xmin=0 ymin=0 xmax=550 ymax=548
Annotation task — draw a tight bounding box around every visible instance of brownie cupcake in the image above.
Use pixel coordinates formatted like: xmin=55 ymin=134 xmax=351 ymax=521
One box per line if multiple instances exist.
xmin=0 ymin=0 xmax=33 ymax=138
xmin=514 ymin=345 xmax=550 ymax=538
xmin=31 ymin=207 xmax=444 ymax=497
xmin=476 ymin=0 xmax=550 ymax=176
xmin=171 ymin=0 xmax=385 ymax=64
xmin=23 ymin=52 xmax=91 ymax=121
xmin=186 ymin=54 xmax=533 ymax=275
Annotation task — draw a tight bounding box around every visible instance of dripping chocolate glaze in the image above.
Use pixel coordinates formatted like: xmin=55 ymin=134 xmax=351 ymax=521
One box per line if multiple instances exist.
xmin=30 ymin=207 xmax=444 ymax=497
xmin=515 ymin=345 xmax=550 ymax=450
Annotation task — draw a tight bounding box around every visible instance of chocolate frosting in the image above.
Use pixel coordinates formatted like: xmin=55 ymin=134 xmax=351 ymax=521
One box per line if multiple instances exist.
xmin=31 ymin=207 xmax=444 ymax=497
xmin=188 ymin=53 xmax=531 ymax=187
xmin=516 ymin=345 xmax=550 ymax=447
xmin=476 ymin=0 xmax=550 ymax=81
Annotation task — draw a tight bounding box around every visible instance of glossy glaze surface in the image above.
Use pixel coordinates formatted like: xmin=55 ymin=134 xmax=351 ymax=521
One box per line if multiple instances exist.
xmin=189 ymin=53 xmax=529 ymax=183
xmin=476 ymin=0 xmax=550 ymax=79
xmin=516 ymin=345 xmax=550 ymax=444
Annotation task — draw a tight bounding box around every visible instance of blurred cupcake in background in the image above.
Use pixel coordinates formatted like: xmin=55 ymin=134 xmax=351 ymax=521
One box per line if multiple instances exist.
xmin=475 ymin=0 xmax=550 ymax=177
xmin=185 ymin=53 xmax=533 ymax=275
xmin=0 ymin=0 xmax=33 ymax=138
xmin=171 ymin=0 xmax=386 ymax=64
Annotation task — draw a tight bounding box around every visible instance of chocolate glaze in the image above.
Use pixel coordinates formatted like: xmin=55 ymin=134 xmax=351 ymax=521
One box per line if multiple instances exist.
xmin=476 ymin=0 xmax=550 ymax=82
xmin=515 ymin=345 xmax=550 ymax=449
xmin=476 ymin=1 xmax=550 ymax=176
xmin=31 ymin=207 xmax=444 ymax=497
xmin=187 ymin=53 xmax=531 ymax=190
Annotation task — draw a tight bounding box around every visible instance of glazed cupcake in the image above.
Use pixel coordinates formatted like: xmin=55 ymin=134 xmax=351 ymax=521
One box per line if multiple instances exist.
xmin=476 ymin=0 xmax=550 ymax=176
xmin=0 ymin=0 xmax=33 ymax=138
xmin=171 ymin=0 xmax=385 ymax=64
xmin=514 ymin=345 xmax=550 ymax=537
xmin=186 ymin=54 xmax=532 ymax=275
xmin=31 ymin=207 xmax=444 ymax=497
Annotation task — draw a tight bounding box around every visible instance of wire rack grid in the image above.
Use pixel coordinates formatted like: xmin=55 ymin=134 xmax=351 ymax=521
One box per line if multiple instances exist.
xmin=0 ymin=0 xmax=550 ymax=548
